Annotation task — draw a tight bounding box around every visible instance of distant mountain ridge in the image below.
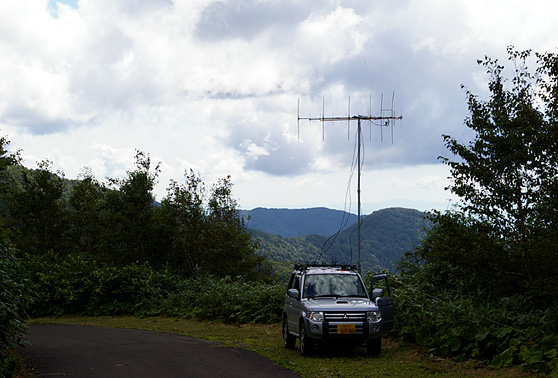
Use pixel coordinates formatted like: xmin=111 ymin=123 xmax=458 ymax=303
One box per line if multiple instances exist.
xmin=247 ymin=207 xmax=430 ymax=274
xmin=240 ymin=207 xmax=358 ymax=238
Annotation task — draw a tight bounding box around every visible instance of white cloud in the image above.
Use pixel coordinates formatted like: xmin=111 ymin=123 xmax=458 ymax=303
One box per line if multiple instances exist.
xmin=296 ymin=7 xmax=369 ymax=66
xmin=1 ymin=0 xmax=557 ymax=211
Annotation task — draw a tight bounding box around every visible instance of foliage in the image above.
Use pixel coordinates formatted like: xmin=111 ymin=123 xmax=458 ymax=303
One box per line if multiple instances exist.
xmin=0 ymin=237 xmax=31 ymax=378
xmin=0 ymin=148 xmax=269 ymax=280
xmin=440 ymin=47 xmax=558 ymax=290
xmin=0 ymin=134 xmax=20 ymax=202
xmin=99 ymin=150 xmax=161 ymax=265
xmin=67 ymin=169 xmax=106 ymax=256
xmin=24 ymin=252 xmax=284 ymax=324
xmin=160 ymin=169 xmax=207 ymax=274
xmin=394 ymin=260 xmax=558 ymax=375
xmin=4 ymin=160 xmax=70 ymax=256
xmin=0 ymin=133 xmax=29 ymax=378
xmin=160 ymin=170 xmax=270 ymax=280
xmin=0 ymin=135 xmax=20 ymax=173
xmin=397 ymin=48 xmax=558 ymax=376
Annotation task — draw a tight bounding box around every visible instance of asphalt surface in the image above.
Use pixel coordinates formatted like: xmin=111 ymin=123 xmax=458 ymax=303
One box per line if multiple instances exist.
xmin=19 ymin=324 xmax=299 ymax=378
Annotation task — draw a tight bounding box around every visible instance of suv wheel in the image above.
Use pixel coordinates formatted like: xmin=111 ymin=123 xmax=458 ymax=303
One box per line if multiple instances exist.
xmin=367 ymin=337 xmax=382 ymax=356
xmin=300 ymin=324 xmax=314 ymax=356
xmin=283 ymin=317 xmax=296 ymax=349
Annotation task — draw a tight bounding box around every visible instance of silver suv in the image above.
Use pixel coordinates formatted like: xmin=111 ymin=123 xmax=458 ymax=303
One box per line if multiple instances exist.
xmin=282 ymin=264 xmax=394 ymax=356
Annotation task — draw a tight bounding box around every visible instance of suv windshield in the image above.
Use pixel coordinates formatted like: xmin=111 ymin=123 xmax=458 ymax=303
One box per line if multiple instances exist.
xmin=303 ymin=273 xmax=367 ymax=298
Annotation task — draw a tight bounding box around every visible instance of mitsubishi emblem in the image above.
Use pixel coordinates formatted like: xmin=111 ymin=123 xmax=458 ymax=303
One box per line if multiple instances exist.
xmin=343 ymin=313 xmax=349 ymax=320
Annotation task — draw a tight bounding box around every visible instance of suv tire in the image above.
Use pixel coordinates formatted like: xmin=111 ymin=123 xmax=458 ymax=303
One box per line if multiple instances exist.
xmin=300 ymin=324 xmax=314 ymax=357
xmin=283 ymin=317 xmax=296 ymax=349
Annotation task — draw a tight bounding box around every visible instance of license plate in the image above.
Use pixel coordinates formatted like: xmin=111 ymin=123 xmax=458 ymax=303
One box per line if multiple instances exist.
xmin=337 ymin=324 xmax=356 ymax=334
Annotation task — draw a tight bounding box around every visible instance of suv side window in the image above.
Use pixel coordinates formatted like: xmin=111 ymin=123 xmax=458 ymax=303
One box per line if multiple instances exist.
xmin=287 ymin=274 xmax=295 ymax=290
xmin=287 ymin=274 xmax=301 ymax=299
xmin=293 ymin=275 xmax=300 ymax=291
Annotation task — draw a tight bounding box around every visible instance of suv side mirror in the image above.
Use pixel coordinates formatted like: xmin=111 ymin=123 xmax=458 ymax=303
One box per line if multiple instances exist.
xmin=287 ymin=288 xmax=299 ymax=299
xmin=372 ymin=288 xmax=384 ymax=299
xmin=370 ymin=273 xmax=392 ymax=298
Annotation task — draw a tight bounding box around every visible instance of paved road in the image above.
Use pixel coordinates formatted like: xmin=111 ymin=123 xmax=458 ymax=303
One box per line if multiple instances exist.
xmin=19 ymin=324 xmax=298 ymax=378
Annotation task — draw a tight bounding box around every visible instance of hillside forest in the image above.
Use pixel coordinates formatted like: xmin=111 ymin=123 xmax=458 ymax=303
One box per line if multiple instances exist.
xmin=2 ymin=47 xmax=558 ymax=377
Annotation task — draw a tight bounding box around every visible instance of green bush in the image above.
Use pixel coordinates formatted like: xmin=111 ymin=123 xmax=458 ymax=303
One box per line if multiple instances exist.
xmin=0 ymin=235 xmax=31 ymax=378
xmin=161 ymin=276 xmax=284 ymax=323
xmin=24 ymin=253 xmax=284 ymax=324
xmin=393 ymin=269 xmax=558 ymax=376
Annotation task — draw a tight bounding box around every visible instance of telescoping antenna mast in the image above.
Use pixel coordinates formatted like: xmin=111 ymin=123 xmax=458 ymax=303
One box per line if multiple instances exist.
xmin=298 ymin=95 xmax=403 ymax=273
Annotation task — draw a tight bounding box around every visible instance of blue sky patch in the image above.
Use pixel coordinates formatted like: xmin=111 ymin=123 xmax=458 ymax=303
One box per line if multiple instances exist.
xmin=48 ymin=0 xmax=79 ymax=17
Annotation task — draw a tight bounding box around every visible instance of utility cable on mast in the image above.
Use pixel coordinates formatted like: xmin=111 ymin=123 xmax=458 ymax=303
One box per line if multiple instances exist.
xmin=298 ymin=95 xmax=403 ymax=273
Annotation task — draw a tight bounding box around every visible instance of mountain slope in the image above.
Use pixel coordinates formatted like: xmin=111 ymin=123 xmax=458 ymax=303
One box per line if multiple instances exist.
xmin=319 ymin=207 xmax=430 ymax=271
xmin=250 ymin=207 xmax=430 ymax=273
xmin=241 ymin=207 xmax=357 ymax=238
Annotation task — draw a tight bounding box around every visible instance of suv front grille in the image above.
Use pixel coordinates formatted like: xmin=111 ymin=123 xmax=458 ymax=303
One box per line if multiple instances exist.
xmin=324 ymin=312 xmax=367 ymax=336
xmin=324 ymin=312 xmax=366 ymax=321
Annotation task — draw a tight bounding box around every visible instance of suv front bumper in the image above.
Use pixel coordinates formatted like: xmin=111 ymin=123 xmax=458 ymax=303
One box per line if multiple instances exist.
xmin=303 ymin=318 xmax=384 ymax=341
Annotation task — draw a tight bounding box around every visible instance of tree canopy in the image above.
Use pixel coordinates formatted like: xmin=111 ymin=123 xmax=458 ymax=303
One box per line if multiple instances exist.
xmin=395 ymin=49 xmax=558 ymax=374
xmin=0 ymin=144 xmax=269 ymax=281
xmin=408 ymin=47 xmax=558 ymax=303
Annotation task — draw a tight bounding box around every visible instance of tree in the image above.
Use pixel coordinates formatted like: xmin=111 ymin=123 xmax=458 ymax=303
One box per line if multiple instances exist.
xmin=0 ymin=132 xmax=31 ymax=377
xmin=161 ymin=169 xmax=207 ymax=274
xmin=100 ymin=150 xmax=161 ymax=265
xmin=205 ymin=175 xmax=267 ymax=279
xmin=438 ymin=47 xmax=558 ymax=286
xmin=68 ymin=169 xmax=106 ymax=256
xmin=0 ymin=133 xmax=21 ymax=207
xmin=161 ymin=171 xmax=269 ymax=280
xmin=6 ymin=160 xmax=69 ymax=255
xmin=0 ymin=134 xmax=20 ymax=175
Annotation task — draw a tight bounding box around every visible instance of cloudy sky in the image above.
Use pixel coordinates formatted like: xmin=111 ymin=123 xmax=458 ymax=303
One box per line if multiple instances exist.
xmin=1 ymin=0 xmax=557 ymax=214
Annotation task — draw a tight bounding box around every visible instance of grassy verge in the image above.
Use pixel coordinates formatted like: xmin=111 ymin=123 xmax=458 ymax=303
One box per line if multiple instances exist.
xmin=29 ymin=317 xmax=542 ymax=378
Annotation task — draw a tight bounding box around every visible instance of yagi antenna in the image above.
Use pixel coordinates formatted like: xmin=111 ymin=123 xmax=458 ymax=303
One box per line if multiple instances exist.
xmin=297 ymin=94 xmax=403 ymax=273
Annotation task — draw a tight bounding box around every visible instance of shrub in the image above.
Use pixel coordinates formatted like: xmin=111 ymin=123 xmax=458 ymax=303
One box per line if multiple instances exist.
xmin=0 ymin=234 xmax=31 ymax=378
xmin=24 ymin=253 xmax=284 ymax=324
xmin=393 ymin=267 xmax=558 ymax=376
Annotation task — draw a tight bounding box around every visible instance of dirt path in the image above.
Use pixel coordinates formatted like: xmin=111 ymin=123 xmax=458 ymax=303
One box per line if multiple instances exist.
xmin=19 ymin=324 xmax=298 ymax=378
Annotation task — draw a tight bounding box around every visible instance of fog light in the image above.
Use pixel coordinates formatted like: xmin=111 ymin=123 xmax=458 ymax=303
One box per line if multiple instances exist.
xmin=311 ymin=324 xmax=320 ymax=333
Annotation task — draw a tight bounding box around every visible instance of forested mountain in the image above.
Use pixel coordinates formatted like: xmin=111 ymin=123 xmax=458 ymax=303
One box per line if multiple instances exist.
xmin=241 ymin=207 xmax=357 ymax=237
xmin=250 ymin=207 xmax=430 ymax=274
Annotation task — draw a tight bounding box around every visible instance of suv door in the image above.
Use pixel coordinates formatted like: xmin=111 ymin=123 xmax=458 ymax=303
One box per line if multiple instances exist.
xmin=285 ymin=274 xmax=301 ymax=335
xmin=371 ymin=274 xmax=395 ymax=332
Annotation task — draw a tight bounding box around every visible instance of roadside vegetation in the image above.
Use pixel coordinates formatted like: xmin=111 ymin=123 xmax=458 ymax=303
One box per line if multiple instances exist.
xmin=394 ymin=48 xmax=558 ymax=376
xmin=1 ymin=47 xmax=558 ymax=377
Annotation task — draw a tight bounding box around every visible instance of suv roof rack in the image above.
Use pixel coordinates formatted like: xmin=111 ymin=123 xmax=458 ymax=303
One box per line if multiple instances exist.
xmin=294 ymin=263 xmax=358 ymax=272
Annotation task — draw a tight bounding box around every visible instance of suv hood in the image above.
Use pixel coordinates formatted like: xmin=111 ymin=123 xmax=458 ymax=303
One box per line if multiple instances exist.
xmin=304 ymin=297 xmax=377 ymax=312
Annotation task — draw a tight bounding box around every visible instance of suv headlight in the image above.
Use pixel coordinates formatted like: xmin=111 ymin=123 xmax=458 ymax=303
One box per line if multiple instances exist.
xmin=307 ymin=311 xmax=324 ymax=322
xmin=367 ymin=311 xmax=381 ymax=322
